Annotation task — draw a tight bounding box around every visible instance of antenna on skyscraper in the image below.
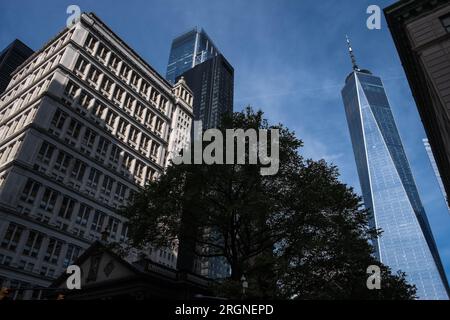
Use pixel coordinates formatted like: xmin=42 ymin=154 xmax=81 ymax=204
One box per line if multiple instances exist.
xmin=346 ymin=35 xmax=360 ymax=72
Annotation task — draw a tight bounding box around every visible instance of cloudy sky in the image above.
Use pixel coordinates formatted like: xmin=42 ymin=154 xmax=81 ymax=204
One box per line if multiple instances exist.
xmin=2 ymin=0 xmax=450 ymax=280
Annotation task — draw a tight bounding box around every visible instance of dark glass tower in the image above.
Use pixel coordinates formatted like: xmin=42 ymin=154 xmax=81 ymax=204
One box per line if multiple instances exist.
xmin=341 ymin=38 xmax=450 ymax=300
xmin=168 ymin=29 xmax=233 ymax=279
xmin=0 ymin=39 xmax=34 ymax=94
xmin=178 ymin=54 xmax=234 ymax=130
xmin=166 ymin=27 xmax=220 ymax=85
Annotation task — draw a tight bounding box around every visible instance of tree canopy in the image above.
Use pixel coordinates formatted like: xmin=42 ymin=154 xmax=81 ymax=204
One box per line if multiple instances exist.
xmin=121 ymin=107 xmax=416 ymax=300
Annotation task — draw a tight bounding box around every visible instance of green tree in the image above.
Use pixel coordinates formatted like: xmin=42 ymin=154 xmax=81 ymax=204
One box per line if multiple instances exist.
xmin=121 ymin=107 xmax=416 ymax=300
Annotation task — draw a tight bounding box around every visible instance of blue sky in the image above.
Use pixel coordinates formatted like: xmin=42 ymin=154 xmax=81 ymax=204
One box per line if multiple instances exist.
xmin=2 ymin=0 xmax=450 ymax=281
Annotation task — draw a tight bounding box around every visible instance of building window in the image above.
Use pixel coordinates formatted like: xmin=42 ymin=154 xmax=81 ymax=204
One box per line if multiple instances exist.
xmin=100 ymin=76 xmax=112 ymax=96
xmin=63 ymin=244 xmax=81 ymax=268
xmin=140 ymin=135 xmax=150 ymax=154
xmin=22 ymin=231 xmax=44 ymax=258
xmin=44 ymin=238 xmax=63 ymax=265
xmin=151 ymin=142 xmax=160 ymax=159
xmin=1 ymin=223 xmax=24 ymax=251
xmin=441 ymin=13 xmax=450 ymax=33
xmin=92 ymin=102 xmax=106 ymax=119
xmin=107 ymin=217 xmax=120 ymax=238
xmin=40 ymin=188 xmax=58 ymax=212
xmin=134 ymin=161 xmax=144 ymax=179
xmin=135 ymin=103 xmax=145 ymax=120
xmin=85 ymin=34 xmax=97 ymax=52
xmin=50 ymin=110 xmax=68 ymax=130
xmin=82 ymin=128 xmax=96 ymax=148
xmin=120 ymin=64 xmax=130 ymax=80
xmin=130 ymin=72 xmax=140 ymax=89
xmin=19 ymin=260 xmax=35 ymax=272
xmin=64 ymin=81 xmax=79 ymax=100
xmin=109 ymin=145 xmax=121 ymax=163
xmin=114 ymin=182 xmax=127 ymax=201
xmin=113 ymin=86 xmax=124 ymax=103
xmin=150 ymin=88 xmax=159 ymax=103
xmin=145 ymin=111 xmax=154 ymax=127
xmin=54 ymin=151 xmax=72 ymax=174
xmin=105 ymin=110 xmax=117 ymax=129
xmin=140 ymin=81 xmax=149 ymax=97
xmin=91 ymin=211 xmax=105 ymax=232
xmin=76 ymin=204 xmax=91 ymax=226
xmin=79 ymin=91 xmax=93 ymax=109
xmin=108 ymin=54 xmax=120 ymax=71
xmin=96 ymin=137 xmax=110 ymax=157
xmin=129 ymin=127 xmax=138 ymax=144
xmin=71 ymin=159 xmax=87 ymax=181
xmin=20 ymin=179 xmax=41 ymax=204
xmin=124 ymin=94 xmax=134 ymax=113
xmin=37 ymin=142 xmax=55 ymax=163
xmin=121 ymin=153 xmax=133 ymax=171
xmin=155 ymin=118 xmax=164 ymax=136
xmin=159 ymin=97 xmax=168 ymax=112
xmin=101 ymin=175 xmax=114 ymax=196
xmin=74 ymin=57 xmax=88 ymax=75
xmin=119 ymin=223 xmax=128 ymax=242
xmin=66 ymin=119 xmax=82 ymax=139
xmin=117 ymin=119 xmax=128 ymax=140
xmin=87 ymin=67 xmax=100 ymax=85
xmin=87 ymin=168 xmax=101 ymax=189
xmin=146 ymin=168 xmax=156 ymax=182
xmin=96 ymin=43 xmax=108 ymax=62
xmin=58 ymin=196 xmax=75 ymax=220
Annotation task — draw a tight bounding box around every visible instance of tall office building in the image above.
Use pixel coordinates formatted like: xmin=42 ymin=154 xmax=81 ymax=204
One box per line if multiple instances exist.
xmin=179 ymin=54 xmax=234 ymax=130
xmin=0 ymin=39 xmax=34 ymax=94
xmin=167 ymin=28 xmax=233 ymax=279
xmin=424 ymin=139 xmax=450 ymax=214
xmin=0 ymin=12 xmax=193 ymax=299
xmin=341 ymin=38 xmax=449 ymax=300
xmin=166 ymin=28 xmax=234 ymax=278
xmin=166 ymin=27 xmax=220 ymax=85
xmin=385 ymin=0 xmax=450 ymax=209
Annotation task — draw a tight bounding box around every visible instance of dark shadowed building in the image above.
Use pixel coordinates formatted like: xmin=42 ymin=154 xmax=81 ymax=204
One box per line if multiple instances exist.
xmin=51 ymin=241 xmax=213 ymax=300
xmin=0 ymin=39 xmax=34 ymax=94
xmin=178 ymin=54 xmax=234 ymax=130
xmin=167 ymin=29 xmax=234 ymax=280
xmin=384 ymin=0 xmax=450 ymax=208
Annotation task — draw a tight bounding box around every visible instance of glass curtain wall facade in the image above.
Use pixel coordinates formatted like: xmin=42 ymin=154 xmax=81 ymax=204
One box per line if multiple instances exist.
xmin=341 ymin=69 xmax=450 ymax=300
xmin=179 ymin=54 xmax=234 ymax=130
xmin=0 ymin=39 xmax=34 ymax=94
xmin=166 ymin=28 xmax=220 ymax=84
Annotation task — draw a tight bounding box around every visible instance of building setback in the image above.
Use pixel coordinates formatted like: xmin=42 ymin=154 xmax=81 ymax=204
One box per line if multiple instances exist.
xmin=384 ymin=0 xmax=450 ymax=208
xmin=179 ymin=54 xmax=234 ymax=130
xmin=166 ymin=27 xmax=220 ymax=85
xmin=341 ymin=38 xmax=449 ymax=300
xmin=0 ymin=39 xmax=34 ymax=95
xmin=0 ymin=12 xmax=193 ymax=299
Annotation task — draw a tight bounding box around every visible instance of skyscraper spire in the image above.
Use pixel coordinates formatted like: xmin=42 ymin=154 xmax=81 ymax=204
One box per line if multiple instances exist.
xmin=346 ymin=35 xmax=360 ymax=72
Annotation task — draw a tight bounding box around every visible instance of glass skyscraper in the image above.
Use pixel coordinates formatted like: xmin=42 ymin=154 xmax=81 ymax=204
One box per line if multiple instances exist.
xmin=341 ymin=39 xmax=450 ymax=300
xmin=166 ymin=27 xmax=220 ymax=84
xmin=180 ymin=54 xmax=234 ymax=130
xmin=167 ymin=28 xmax=232 ymax=279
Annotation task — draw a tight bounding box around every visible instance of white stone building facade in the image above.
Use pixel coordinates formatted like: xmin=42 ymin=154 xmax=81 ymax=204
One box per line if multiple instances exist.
xmin=0 ymin=13 xmax=193 ymax=299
